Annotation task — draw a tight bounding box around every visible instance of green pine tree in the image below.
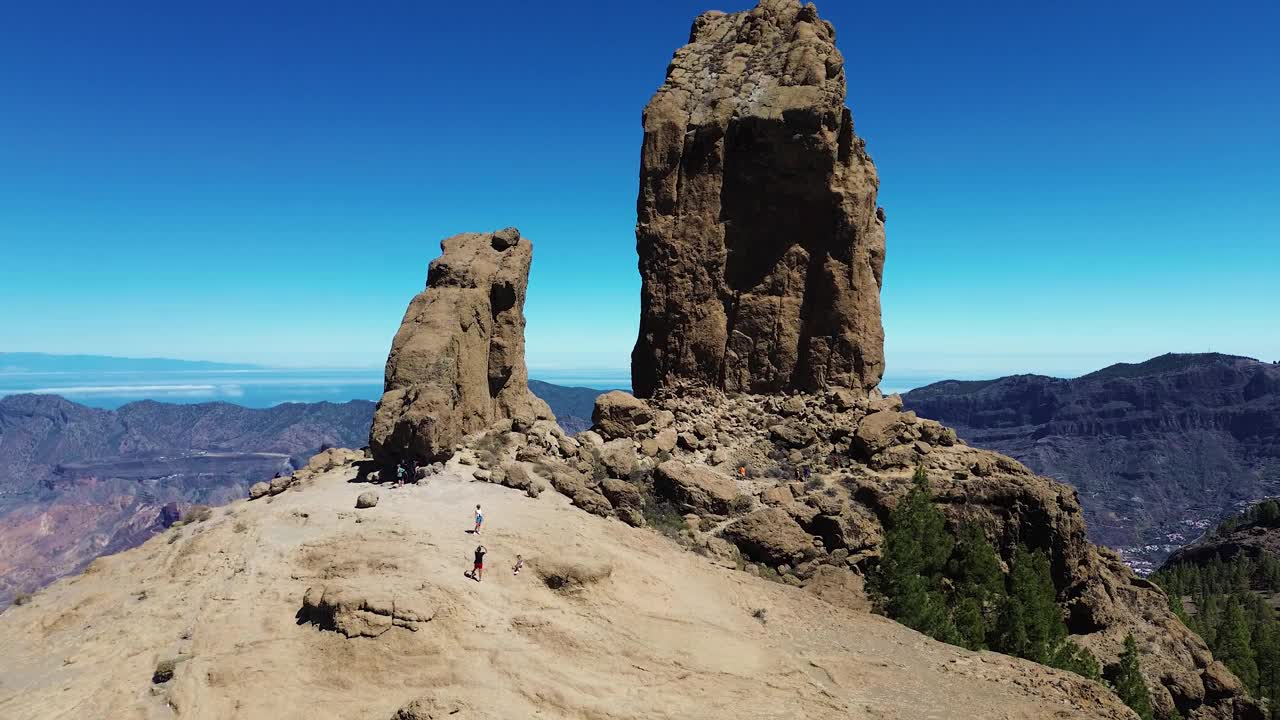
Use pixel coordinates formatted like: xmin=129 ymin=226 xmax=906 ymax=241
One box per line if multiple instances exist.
xmin=995 ymin=545 xmax=1063 ymax=664
xmin=1215 ymin=601 xmax=1260 ymax=692
xmin=1113 ymin=633 xmax=1154 ymax=720
xmin=948 ymin=523 xmax=1005 ymax=650
xmin=871 ymin=467 xmax=957 ymax=643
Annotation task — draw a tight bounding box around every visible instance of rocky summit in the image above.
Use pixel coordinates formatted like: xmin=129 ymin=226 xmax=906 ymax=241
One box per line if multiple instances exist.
xmin=370 ymin=228 xmax=553 ymax=466
xmin=632 ymin=0 xmax=885 ymax=398
xmin=0 ymin=455 xmax=1136 ymax=720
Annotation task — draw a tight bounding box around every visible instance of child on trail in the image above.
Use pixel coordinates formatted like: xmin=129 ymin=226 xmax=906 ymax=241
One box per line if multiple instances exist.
xmin=472 ymin=545 xmax=487 ymax=582
xmin=473 ymin=504 xmax=483 ymax=535
xmin=396 ymin=462 xmax=406 ymax=488
xmin=512 ymin=554 xmax=523 ymax=576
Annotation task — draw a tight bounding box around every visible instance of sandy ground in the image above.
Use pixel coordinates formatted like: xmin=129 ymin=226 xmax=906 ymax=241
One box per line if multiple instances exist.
xmin=0 ymin=464 xmax=1133 ymax=720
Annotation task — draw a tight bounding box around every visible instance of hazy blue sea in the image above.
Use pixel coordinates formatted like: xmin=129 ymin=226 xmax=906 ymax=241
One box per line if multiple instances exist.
xmin=0 ymin=366 xmax=942 ymax=409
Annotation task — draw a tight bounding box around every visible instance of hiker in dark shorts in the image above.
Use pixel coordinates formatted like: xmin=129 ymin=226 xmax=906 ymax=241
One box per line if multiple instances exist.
xmin=471 ymin=545 xmax=487 ymax=582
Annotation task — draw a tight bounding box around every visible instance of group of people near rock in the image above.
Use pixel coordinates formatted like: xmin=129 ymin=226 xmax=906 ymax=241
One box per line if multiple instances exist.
xmin=384 ymin=460 xmax=523 ymax=584
xmin=393 ymin=459 xmax=417 ymax=488
xmin=462 ymin=503 xmax=522 ymax=583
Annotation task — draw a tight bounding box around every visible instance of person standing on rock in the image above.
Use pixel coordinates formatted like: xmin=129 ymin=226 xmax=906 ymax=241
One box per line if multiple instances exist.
xmin=472 ymin=545 xmax=486 ymax=582
xmin=473 ymin=504 xmax=484 ymax=535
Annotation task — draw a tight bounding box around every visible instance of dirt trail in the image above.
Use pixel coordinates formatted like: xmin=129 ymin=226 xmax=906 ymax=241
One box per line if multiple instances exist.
xmin=0 ymin=464 xmax=1134 ymax=719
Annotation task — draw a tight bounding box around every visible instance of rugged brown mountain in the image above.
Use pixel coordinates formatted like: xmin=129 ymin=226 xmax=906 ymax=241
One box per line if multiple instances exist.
xmin=370 ymin=228 xmax=553 ymax=466
xmin=903 ymin=353 xmax=1280 ymax=570
xmin=632 ymin=0 xmax=885 ymax=398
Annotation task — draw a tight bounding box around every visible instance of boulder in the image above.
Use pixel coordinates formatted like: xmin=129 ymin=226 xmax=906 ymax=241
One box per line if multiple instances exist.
xmin=779 ymin=395 xmax=808 ymax=417
xmin=592 ymin=391 xmax=654 ymax=440
xmin=598 ymin=439 xmax=638 ymax=478
xmin=723 ymin=508 xmax=819 ymax=567
xmin=760 ymin=485 xmax=794 ymax=506
xmin=248 ymin=482 xmax=271 ymax=500
xmin=677 ymin=432 xmax=701 ymax=451
xmin=268 ymin=476 xmax=294 ymax=495
xmin=1161 ymin=668 xmax=1205 ymax=711
xmin=654 ymin=428 xmax=678 ymax=453
xmin=355 ymin=491 xmax=379 ymax=509
xmin=809 ymin=511 xmax=881 ymax=553
xmin=369 ymin=228 xmax=554 ymax=466
xmin=600 ymin=477 xmax=643 ymax=510
xmin=804 ymin=566 xmax=870 ymax=612
xmin=654 ymin=461 xmax=738 ymax=515
xmin=852 ymin=410 xmax=909 ymax=458
xmin=548 ymin=470 xmax=611 ymax=517
xmin=496 ymin=462 xmax=545 ymax=497
xmin=305 ymin=447 xmax=363 ymax=473
xmin=1202 ymin=661 xmax=1242 ymax=699
xmin=577 ymin=430 xmax=604 ymax=450
xmin=769 ymin=421 xmax=817 ymax=449
xmin=631 ymin=0 xmax=885 ymax=397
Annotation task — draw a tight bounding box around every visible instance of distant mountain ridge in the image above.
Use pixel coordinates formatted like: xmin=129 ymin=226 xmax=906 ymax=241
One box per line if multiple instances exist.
xmin=528 ymin=379 xmax=621 ymax=434
xmin=0 ymin=394 xmax=375 ymax=606
xmin=903 ymin=353 xmax=1280 ymax=570
xmin=0 ymin=352 xmax=260 ymax=373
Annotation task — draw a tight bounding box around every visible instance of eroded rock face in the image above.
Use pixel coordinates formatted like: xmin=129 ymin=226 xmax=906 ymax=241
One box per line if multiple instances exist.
xmin=370 ymin=228 xmax=553 ymax=465
xmin=632 ymin=0 xmax=885 ymax=398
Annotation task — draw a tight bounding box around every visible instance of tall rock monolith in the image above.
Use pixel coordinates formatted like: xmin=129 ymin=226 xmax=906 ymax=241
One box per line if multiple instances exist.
xmin=370 ymin=228 xmax=552 ymax=465
xmin=632 ymin=0 xmax=885 ymax=398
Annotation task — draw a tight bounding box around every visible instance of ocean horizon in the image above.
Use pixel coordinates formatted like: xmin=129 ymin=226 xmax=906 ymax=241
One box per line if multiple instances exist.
xmin=0 ymin=365 xmax=959 ymax=409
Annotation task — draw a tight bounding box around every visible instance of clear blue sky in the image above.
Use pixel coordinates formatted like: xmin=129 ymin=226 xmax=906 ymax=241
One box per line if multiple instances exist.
xmin=1 ymin=0 xmax=1276 ymax=378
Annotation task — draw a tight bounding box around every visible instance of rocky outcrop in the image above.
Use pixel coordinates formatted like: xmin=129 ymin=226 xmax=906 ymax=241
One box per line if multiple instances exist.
xmin=903 ymin=353 xmax=1280 ymax=567
xmin=607 ymin=386 xmax=1263 ymax=720
xmin=298 ymin=585 xmax=433 ymax=638
xmin=370 ymin=228 xmax=553 ymax=466
xmin=632 ymin=0 xmax=886 ymax=398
